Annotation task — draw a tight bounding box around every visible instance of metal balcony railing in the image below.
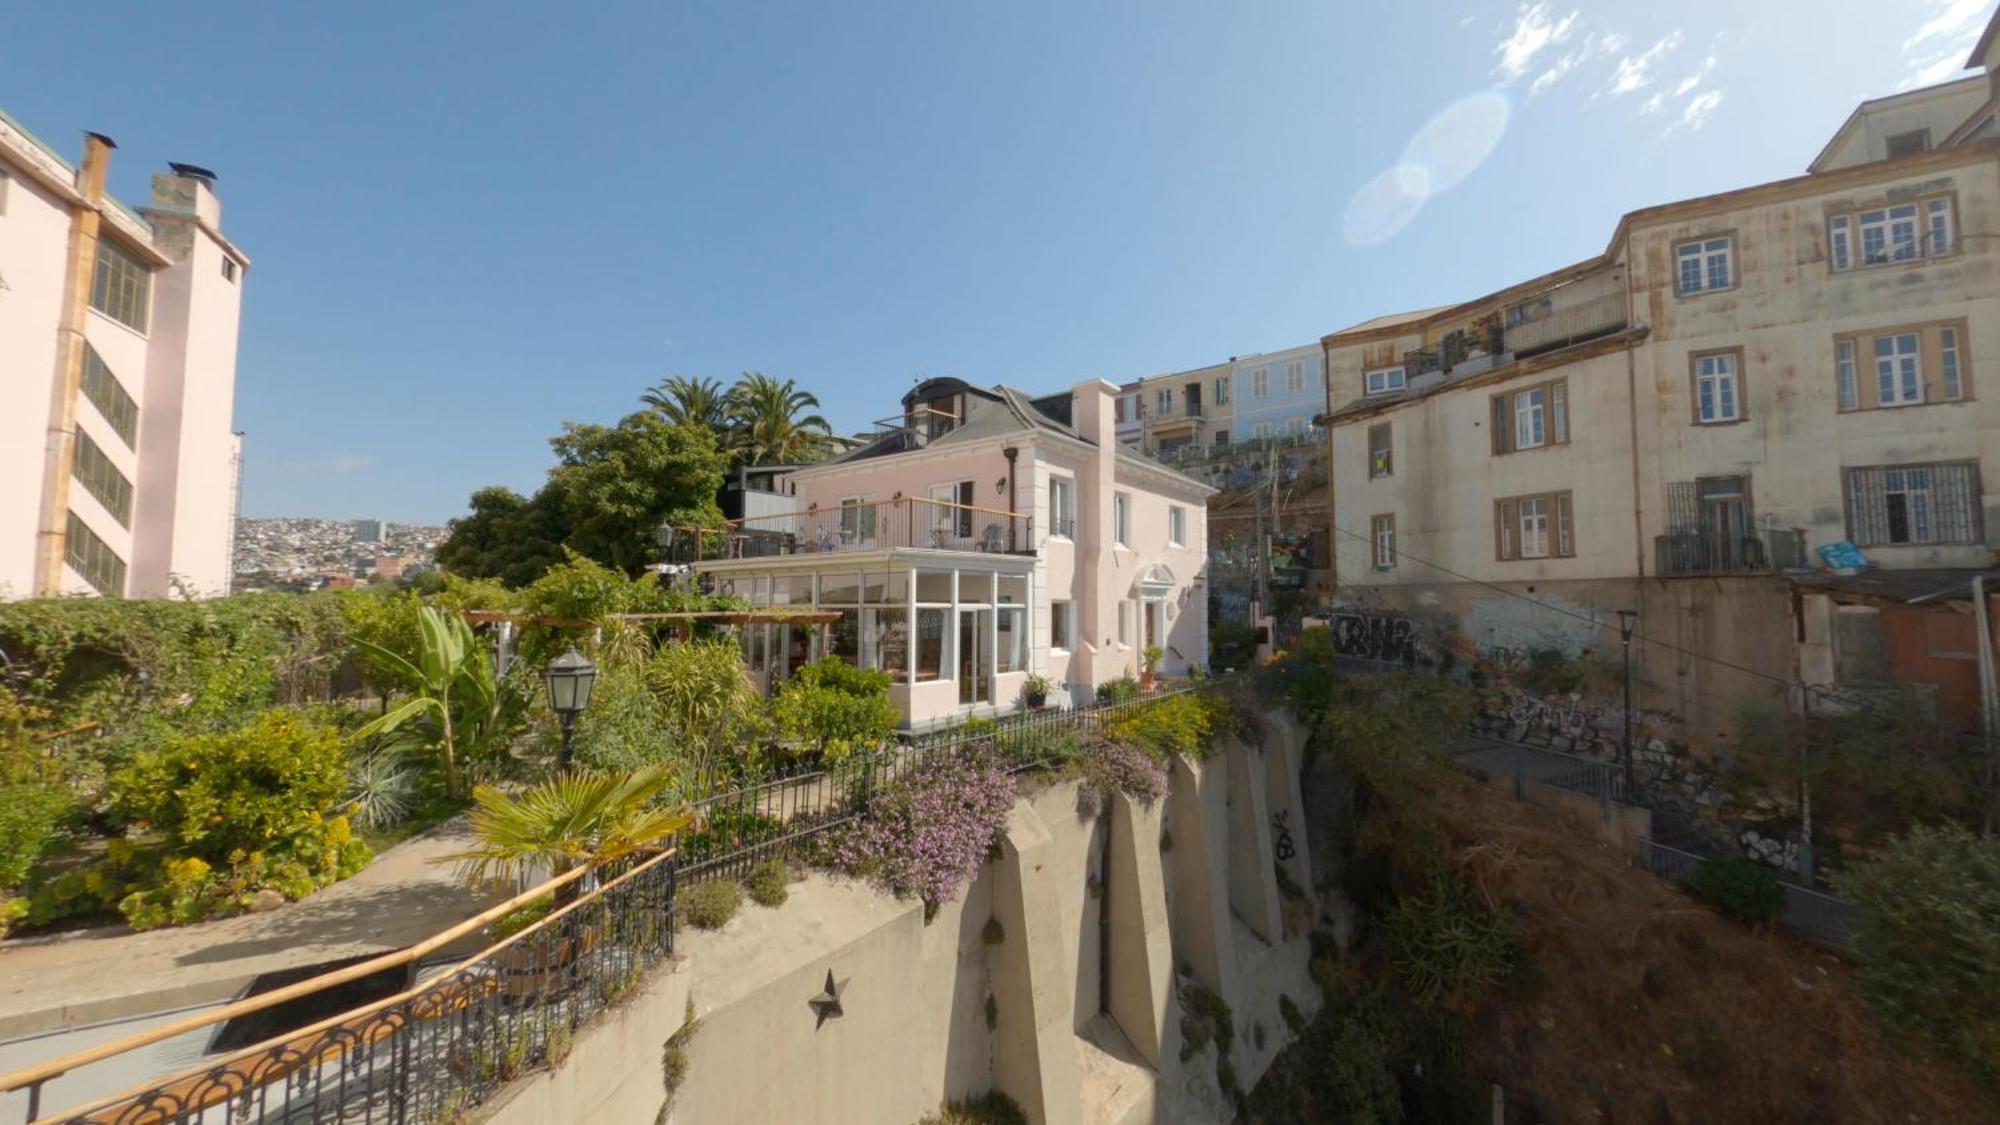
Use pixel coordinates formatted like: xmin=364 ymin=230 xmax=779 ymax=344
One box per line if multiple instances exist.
xmin=1653 ymin=528 xmax=1807 ymax=576
xmin=666 ymin=497 xmax=1035 ymax=563
xmin=1504 ymin=292 xmax=1629 ymax=357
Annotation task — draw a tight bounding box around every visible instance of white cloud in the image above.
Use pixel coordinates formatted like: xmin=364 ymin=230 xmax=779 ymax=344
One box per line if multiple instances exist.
xmin=1899 ymin=0 xmax=1990 ymax=88
xmin=1666 ymin=89 xmax=1725 ymax=134
xmin=1606 ymin=30 xmax=1684 ymax=96
xmin=1526 ymin=30 xmax=1624 ymax=97
xmin=1494 ymin=3 xmax=1580 ymax=84
xmin=1671 ymin=54 xmax=1716 ymax=96
xmin=1640 ymin=91 xmax=1666 ymax=115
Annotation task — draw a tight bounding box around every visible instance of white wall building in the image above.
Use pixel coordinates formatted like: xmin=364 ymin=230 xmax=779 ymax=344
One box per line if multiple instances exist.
xmin=0 ymin=110 xmax=247 ymax=600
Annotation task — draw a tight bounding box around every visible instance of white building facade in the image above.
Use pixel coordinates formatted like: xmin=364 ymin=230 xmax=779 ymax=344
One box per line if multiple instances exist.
xmin=0 ymin=111 xmax=247 ymax=600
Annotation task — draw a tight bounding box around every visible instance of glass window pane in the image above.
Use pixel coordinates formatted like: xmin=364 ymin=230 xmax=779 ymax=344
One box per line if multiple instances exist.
xmin=775 ymin=573 xmax=813 ymax=605
xmin=997 ymin=574 xmax=1027 ymax=605
xmin=997 ymin=606 xmax=1025 ymax=673
xmin=916 ymin=569 xmax=953 ymax=603
xmin=915 ymin=608 xmax=945 ymax=680
xmin=864 ymin=607 xmax=908 ymax=681
xmin=820 ymin=572 xmax=861 ymax=605
xmin=864 ymin=571 xmax=908 ymax=604
xmin=959 ymin=571 xmax=994 ymax=604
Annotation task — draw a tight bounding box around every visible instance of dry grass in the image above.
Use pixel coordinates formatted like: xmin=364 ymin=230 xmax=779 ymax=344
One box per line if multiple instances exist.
xmin=1431 ymin=778 xmax=1997 ymax=1124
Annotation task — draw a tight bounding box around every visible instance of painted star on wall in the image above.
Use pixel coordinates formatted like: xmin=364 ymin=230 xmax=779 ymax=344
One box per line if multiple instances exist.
xmin=808 ymin=969 xmax=846 ymax=1029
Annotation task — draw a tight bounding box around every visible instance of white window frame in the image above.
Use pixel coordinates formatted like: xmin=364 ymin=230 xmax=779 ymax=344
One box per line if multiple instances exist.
xmin=1694 ymin=352 xmax=1741 ymax=423
xmin=1675 ymin=235 xmax=1733 ymax=295
xmin=1156 ymin=388 xmax=1173 ymax=415
xmin=1514 ymin=387 xmax=1547 ymax=449
xmin=1364 ymin=366 xmax=1407 ymax=396
xmin=1518 ymin=497 xmax=1551 ymax=559
xmin=1253 ymin=421 xmax=1272 ymax=440
xmin=1252 ymin=368 xmax=1269 ymax=398
xmin=1875 ymin=332 xmax=1923 ymax=406
xmin=1117 ymin=600 xmax=1131 ymax=647
xmin=1213 ymin=377 xmax=1230 ymax=406
xmin=1285 ymin=360 xmax=1304 ymax=392
xmin=1168 ymin=505 xmax=1185 ymax=547
xmin=1941 ymin=325 xmax=1963 ymax=400
xmin=1836 ymin=339 xmax=1859 ymax=411
xmin=1371 ymin=514 xmax=1395 ymax=569
xmin=1051 ymin=599 xmax=1073 ymax=652
xmin=1113 ymin=492 xmax=1131 ymax=547
xmin=1048 ymin=476 xmax=1075 ymax=540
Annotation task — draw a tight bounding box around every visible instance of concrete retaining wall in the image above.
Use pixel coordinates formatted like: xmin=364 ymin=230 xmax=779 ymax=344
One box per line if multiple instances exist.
xmin=483 ymin=716 xmax=1317 ymax=1125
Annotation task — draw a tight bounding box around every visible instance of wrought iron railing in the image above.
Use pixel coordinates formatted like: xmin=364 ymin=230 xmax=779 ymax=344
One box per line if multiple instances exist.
xmin=1637 ymin=838 xmax=1860 ymax=950
xmin=666 ymin=496 xmax=1035 ymax=563
xmin=1653 ymin=528 xmax=1807 ymax=576
xmin=4 ymin=681 xmax=1213 ymax=1125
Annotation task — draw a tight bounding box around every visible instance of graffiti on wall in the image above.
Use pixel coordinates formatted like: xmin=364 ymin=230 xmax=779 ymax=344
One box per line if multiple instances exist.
xmin=1329 ymin=612 xmax=1421 ymax=666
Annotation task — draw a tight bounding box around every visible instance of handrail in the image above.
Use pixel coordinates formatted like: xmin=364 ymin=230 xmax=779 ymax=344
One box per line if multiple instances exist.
xmin=19 ymin=848 xmax=676 ymax=1124
xmin=724 ymin=494 xmax=1027 ymax=528
xmin=0 ymin=859 xmax=598 ymax=1096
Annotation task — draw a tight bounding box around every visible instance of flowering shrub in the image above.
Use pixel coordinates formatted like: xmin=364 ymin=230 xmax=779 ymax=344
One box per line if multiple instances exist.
xmin=1101 ymin=691 xmax=1233 ymax=759
xmin=836 ymin=747 xmax=1017 ymax=908
xmin=774 ymin=660 xmax=900 ymax=762
xmin=1081 ymin=741 xmax=1169 ymax=805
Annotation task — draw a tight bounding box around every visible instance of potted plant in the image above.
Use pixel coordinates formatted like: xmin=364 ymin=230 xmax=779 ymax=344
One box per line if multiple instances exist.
xmin=444 ymin=763 xmax=690 ymax=994
xmin=1022 ymin=673 xmax=1053 ymax=710
xmin=1140 ymin=645 xmax=1164 ymax=690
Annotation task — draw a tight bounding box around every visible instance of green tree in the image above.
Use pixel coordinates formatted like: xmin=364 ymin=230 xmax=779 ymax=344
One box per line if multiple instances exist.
xmin=444 ymin=763 xmax=690 ymax=904
xmin=545 ymin=412 xmax=727 ymax=575
xmin=726 ymin=372 xmax=833 ymax=466
xmin=642 ymin=375 xmax=732 ymax=432
xmin=354 ymin=607 xmax=520 ymax=798
xmin=434 ymin=486 xmax=568 ymax=587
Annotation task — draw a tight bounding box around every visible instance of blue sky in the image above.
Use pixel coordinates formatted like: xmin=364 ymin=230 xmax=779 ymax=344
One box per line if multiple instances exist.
xmin=5 ymin=1 xmax=1991 ymax=523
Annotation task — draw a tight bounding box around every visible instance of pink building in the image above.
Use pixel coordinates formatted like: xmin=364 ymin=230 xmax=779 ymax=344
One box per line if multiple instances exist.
xmin=0 ymin=110 xmax=247 ymax=600
xmin=694 ymin=377 xmax=1214 ymax=728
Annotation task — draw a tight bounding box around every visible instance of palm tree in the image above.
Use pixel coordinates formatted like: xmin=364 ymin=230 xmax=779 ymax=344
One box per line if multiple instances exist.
xmin=726 ymin=372 xmax=834 ymax=465
xmin=641 ymin=375 xmax=730 ymax=431
xmin=443 ymin=762 xmax=690 ymax=904
xmin=354 ymin=607 xmax=510 ymax=799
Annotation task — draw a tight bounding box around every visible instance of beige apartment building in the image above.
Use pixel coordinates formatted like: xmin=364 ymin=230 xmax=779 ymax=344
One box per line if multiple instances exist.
xmin=1136 ymin=361 xmax=1233 ymax=453
xmin=0 ymin=110 xmax=247 ymax=599
xmin=1321 ymin=30 xmax=2000 ymax=737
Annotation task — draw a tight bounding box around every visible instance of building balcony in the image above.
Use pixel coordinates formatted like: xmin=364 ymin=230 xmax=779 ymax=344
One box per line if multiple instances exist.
xmin=1504 ymin=292 xmax=1629 ymax=358
xmin=1654 ymin=528 xmax=1808 ymax=576
xmin=667 ymin=496 xmax=1036 ymax=563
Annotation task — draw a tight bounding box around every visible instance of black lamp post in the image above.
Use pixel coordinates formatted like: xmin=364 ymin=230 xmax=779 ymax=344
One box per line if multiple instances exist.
xmin=656 ymin=522 xmax=676 ymax=563
xmin=545 ymin=646 xmax=598 ymax=769
xmin=1615 ymin=609 xmax=1638 ymax=798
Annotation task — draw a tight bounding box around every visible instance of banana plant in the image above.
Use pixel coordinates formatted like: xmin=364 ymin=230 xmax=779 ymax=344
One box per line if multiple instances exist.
xmin=355 ymin=606 xmax=506 ymax=799
xmin=442 ymin=762 xmax=691 ymax=904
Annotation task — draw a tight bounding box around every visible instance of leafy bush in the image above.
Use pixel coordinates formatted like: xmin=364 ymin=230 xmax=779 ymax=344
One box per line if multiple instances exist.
xmin=1079 ymin=741 xmax=1168 ymax=805
xmin=1385 ymin=870 xmax=1517 ymax=1006
xmin=679 ymin=807 xmax=787 ymax=866
xmin=773 ymin=660 xmax=899 ymax=761
xmin=1101 ymin=691 xmax=1232 ymax=759
xmin=746 ymin=857 xmax=789 ymax=907
xmin=836 ymin=746 xmax=1017 ymax=908
xmin=681 ymin=878 xmax=742 ymax=929
xmin=1021 ymin=673 xmax=1053 ymax=706
xmin=917 ymin=1091 xmax=1027 ymax=1125
xmin=645 ymin=637 xmax=765 ymax=765
xmin=1686 ymin=857 xmax=1785 ymax=926
xmin=113 ymin=710 xmax=352 ymax=863
xmin=1838 ymin=825 xmax=2000 ymax=1086
xmin=346 ymin=750 xmax=417 ymax=832
xmin=1095 ymin=677 xmax=1141 ymax=704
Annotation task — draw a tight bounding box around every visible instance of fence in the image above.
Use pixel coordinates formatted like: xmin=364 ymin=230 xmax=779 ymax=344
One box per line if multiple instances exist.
xmin=5 ymin=682 xmax=1205 ymax=1125
xmin=1637 ymin=838 xmax=1861 ymax=950
xmin=666 ymin=496 xmax=1036 ymax=563
xmin=1457 ymin=739 xmax=1863 ymax=952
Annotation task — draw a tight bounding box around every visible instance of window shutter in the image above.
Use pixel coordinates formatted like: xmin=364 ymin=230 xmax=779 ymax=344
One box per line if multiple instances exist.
xmin=1496 ymin=498 xmax=1518 ymax=559
xmin=1556 ymin=493 xmax=1574 ymax=557
xmin=1491 ymin=395 xmax=1510 ymax=455
xmin=1551 ymin=381 xmax=1569 ymax=444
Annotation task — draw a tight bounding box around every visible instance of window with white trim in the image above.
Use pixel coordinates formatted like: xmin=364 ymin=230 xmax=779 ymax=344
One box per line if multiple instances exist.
xmin=1251 ymin=368 xmax=1269 ymax=398
xmin=1254 ymin=421 xmax=1272 ymax=439
xmin=1835 ymin=321 xmax=1969 ymax=410
xmin=1491 ymin=379 xmax=1568 ymax=454
xmin=1495 ymin=491 xmax=1575 ymax=560
xmin=1831 ymin=194 xmax=1955 ymax=270
xmin=1675 ymin=235 xmax=1733 ymax=295
xmin=1845 ymin=461 xmax=1982 ymax=546
xmin=91 ymin=239 xmax=152 ymax=333
xmin=1051 ymin=599 xmax=1073 ymax=650
xmin=1368 ymin=423 xmax=1392 ymax=478
xmin=1113 ymin=492 xmax=1131 ymax=547
xmin=1168 ymin=505 xmax=1186 ymax=547
xmin=1213 ymin=377 xmax=1230 ymax=406
xmin=1364 ymin=366 xmax=1407 ymax=396
xmin=1117 ymin=600 xmax=1131 ymax=646
xmin=1371 ymin=513 xmax=1395 ymax=569
xmin=1156 ymin=388 xmax=1173 ymax=415
xmin=1693 ymin=351 xmax=1742 ymax=423
xmin=1285 ymin=360 xmax=1304 ymax=392
xmin=1048 ymin=476 xmax=1075 ymax=538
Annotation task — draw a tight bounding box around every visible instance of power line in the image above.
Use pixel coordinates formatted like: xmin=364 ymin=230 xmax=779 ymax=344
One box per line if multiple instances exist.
xmin=1324 ymin=522 xmax=1798 ymax=690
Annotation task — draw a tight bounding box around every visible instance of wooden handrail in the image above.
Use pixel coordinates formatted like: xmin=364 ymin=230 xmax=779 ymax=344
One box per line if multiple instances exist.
xmin=18 ymin=847 xmax=677 ymax=1122
xmin=0 ymin=858 xmax=601 ymax=1095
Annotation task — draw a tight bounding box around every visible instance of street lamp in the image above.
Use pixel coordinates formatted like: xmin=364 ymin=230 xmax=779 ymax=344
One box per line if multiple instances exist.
xmin=545 ymin=647 xmax=598 ymax=769
xmin=1615 ymin=609 xmax=1638 ymax=798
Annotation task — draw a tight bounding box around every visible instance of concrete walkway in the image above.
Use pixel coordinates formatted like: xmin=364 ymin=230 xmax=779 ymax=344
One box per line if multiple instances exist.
xmin=0 ymin=818 xmax=505 ymax=1038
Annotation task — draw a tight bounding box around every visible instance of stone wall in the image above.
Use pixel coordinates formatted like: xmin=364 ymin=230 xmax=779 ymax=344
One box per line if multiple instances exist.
xmin=482 ymin=716 xmax=1319 ymax=1125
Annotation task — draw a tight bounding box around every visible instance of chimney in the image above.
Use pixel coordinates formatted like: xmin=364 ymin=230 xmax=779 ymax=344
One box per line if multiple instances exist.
xmin=77 ymin=132 xmax=115 ymax=202
xmin=154 ymin=161 xmax=223 ymax=226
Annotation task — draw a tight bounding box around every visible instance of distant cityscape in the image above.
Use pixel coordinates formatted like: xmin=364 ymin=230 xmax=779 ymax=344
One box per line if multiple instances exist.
xmin=232 ymin=517 xmax=448 ymax=591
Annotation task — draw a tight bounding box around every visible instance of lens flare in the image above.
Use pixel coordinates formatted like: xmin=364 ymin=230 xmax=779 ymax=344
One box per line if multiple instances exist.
xmin=1341 ymin=162 xmax=1433 ymax=247
xmin=1342 ymin=91 xmax=1512 ymax=246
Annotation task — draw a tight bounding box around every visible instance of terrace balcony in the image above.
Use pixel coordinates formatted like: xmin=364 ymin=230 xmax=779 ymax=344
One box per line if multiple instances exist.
xmin=1653 ymin=528 xmax=1808 ymax=576
xmin=665 ymin=496 xmax=1036 ymax=564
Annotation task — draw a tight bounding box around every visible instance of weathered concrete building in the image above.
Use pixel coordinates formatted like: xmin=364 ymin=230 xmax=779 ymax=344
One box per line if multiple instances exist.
xmin=1320 ymin=26 xmax=2000 ymax=740
xmin=0 ymin=110 xmax=248 ymax=600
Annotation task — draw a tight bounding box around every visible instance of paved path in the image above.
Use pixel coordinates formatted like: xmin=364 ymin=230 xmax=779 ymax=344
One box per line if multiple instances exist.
xmin=0 ymin=818 xmax=506 ymax=1038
